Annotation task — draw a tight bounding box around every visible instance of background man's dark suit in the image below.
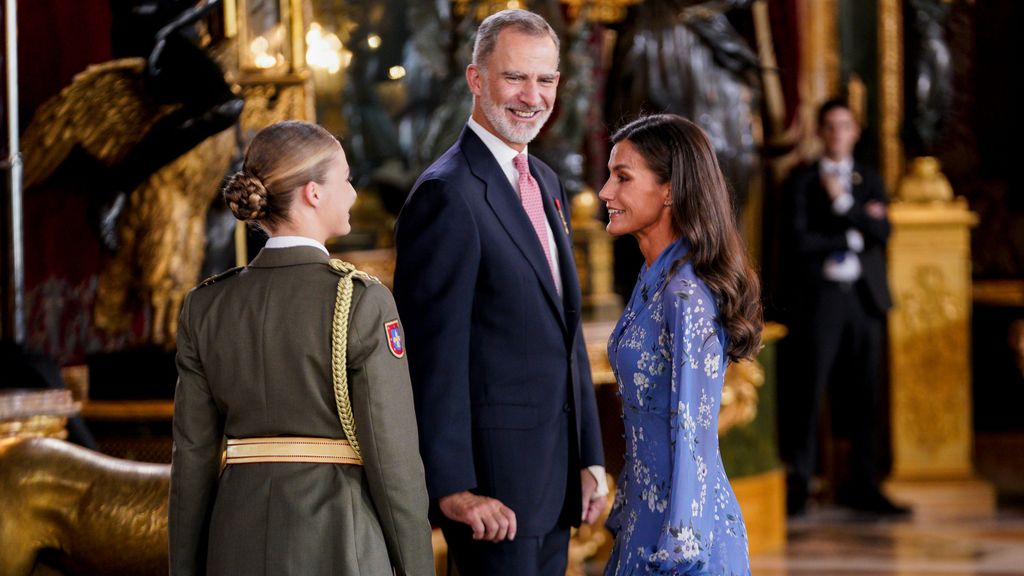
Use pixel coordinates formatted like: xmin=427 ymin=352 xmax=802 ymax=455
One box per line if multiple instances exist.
xmin=394 ymin=127 xmax=604 ymax=561
xmin=780 ymin=160 xmax=893 ymax=511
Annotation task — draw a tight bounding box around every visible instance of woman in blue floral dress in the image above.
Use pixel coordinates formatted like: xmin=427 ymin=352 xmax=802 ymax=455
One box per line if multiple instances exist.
xmin=598 ymin=114 xmax=763 ymax=575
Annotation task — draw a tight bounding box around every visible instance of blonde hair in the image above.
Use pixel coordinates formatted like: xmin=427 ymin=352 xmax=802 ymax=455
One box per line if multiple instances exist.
xmin=223 ymin=121 xmax=339 ymax=230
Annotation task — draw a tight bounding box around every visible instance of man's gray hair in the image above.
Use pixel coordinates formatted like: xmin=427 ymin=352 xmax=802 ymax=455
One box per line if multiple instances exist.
xmin=471 ymin=9 xmax=560 ymax=69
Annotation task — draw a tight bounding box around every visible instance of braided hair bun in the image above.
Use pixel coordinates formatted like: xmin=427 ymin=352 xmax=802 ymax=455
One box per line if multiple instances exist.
xmin=223 ymin=121 xmax=340 ymax=231
xmin=223 ymin=170 xmax=269 ymax=221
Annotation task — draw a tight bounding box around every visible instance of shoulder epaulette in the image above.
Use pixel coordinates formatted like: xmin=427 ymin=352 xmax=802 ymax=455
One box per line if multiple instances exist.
xmin=328 ymin=258 xmax=381 ymax=285
xmin=198 ymin=266 xmax=243 ymax=288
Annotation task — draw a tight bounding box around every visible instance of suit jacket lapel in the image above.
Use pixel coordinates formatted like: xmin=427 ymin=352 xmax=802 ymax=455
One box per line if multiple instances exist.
xmin=460 ymin=129 xmax=566 ymax=329
xmin=533 ymin=159 xmax=579 ymax=334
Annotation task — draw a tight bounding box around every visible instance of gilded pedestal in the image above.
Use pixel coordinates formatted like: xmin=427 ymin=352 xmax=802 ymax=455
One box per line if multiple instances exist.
xmin=572 ymin=190 xmax=622 ymax=322
xmin=885 ymin=198 xmax=994 ymax=516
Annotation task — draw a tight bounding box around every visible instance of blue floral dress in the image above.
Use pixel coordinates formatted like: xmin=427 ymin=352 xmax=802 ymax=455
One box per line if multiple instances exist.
xmin=605 ymin=239 xmax=750 ymax=575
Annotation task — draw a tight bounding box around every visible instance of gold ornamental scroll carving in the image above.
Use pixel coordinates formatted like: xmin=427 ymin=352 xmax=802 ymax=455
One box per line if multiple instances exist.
xmin=0 ymin=389 xmax=80 ymax=440
xmin=888 ymin=199 xmax=978 ymax=479
xmin=238 ymin=74 xmax=315 ymax=132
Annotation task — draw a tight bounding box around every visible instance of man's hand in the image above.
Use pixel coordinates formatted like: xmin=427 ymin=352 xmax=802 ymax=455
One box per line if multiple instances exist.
xmin=581 ymin=470 xmax=607 ymax=525
xmin=865 ymin=200 xmax=887 ymax=220
xmin=439 ymin=491 xmax=517 ymax=542
xmin=821 ymin=173 xmax=844 ymax=201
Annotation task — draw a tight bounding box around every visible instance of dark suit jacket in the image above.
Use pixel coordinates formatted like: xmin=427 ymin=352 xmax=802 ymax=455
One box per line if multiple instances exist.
xmin=393 ymin=127 xmax=604 ymax=537
xmin=783 ymin=160 xmax=892 ymax=317
xmin=170 ymin=246 xmax=434 ymax=576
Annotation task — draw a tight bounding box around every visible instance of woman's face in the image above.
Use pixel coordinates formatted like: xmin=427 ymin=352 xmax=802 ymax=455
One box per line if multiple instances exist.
xmin=599 ymin=139 xmax=672 ymax=238
xmin=320 ymin=146 xmax=357 ymax=238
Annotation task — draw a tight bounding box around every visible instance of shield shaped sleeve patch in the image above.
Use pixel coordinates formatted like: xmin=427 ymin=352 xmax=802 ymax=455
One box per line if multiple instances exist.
xmin=384 ymin=319 xmax=405 ymax=358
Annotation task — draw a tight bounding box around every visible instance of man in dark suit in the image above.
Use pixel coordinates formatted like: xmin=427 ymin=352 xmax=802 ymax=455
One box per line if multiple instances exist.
xmin=393 ymin=9 xmax=606 ymax=575
xmin=781 ymin=99 xmax=909 ymax=517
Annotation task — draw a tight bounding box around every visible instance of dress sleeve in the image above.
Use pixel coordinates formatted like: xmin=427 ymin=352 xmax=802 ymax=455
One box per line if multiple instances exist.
xmin=169 ymin=292 xmax=224 ymax=576
xmin=649 ymin=283 xmax=728 ymax=574
xmin=347 ymin=283 xmax=435 ymax=576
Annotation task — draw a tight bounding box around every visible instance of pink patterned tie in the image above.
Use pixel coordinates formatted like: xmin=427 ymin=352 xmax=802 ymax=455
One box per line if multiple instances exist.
xmin=513 ymin=153 xmax=556 ymax=284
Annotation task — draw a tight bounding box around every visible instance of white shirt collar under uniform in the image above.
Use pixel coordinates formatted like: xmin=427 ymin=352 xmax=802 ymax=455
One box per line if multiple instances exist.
xmin=265 ymin=235 xmax=329 ymax=255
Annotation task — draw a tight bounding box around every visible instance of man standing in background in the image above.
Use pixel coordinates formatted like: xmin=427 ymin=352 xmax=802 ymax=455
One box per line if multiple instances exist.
xmin=781 ymin=99 xmax=909 ymax=518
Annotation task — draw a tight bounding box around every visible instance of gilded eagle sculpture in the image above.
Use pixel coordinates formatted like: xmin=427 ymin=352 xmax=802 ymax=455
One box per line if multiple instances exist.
xmin=20 ymin=0 xmax=242 ymax=347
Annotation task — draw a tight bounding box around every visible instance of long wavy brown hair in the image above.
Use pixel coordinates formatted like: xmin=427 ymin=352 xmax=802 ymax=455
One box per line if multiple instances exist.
xmin=612 ymin=114 xmax=763 ymax=361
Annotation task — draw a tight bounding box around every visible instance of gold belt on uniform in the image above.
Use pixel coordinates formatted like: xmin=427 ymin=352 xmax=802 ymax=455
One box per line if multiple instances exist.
xmin=224 ymin=437 xmax=363 ymax=465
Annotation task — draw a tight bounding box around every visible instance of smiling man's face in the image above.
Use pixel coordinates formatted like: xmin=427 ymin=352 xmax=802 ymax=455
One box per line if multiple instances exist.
xmin=467 ymin=28 xmax=560 ymax=151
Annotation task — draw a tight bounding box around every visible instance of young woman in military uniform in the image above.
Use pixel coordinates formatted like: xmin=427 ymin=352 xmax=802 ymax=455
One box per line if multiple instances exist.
xmin=169 ymin=120 xmax=434 ymax=575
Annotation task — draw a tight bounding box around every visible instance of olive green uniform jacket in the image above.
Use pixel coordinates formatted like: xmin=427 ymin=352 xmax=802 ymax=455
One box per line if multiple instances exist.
xmin=169 ymin=246 xmax=434 ymax=576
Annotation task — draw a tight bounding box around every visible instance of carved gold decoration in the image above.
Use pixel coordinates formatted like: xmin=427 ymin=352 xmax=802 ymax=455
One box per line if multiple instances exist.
xmin=452 ymin=0 xmax=638 ymax=23
xmin=888 ymin=200 xmax=978 ymax=479
xmin=453 ymin=0 xmax=527 ymax=20
xmin=239 ymin=74 xmax=315 ymax=132
xmin=0 ymin=437 xmax=169 ymax=575
xmin=718 ymin=323 xmax=785 ymax=435
xmin=878 ymin=0 xmax=904 ymax=194
xmin=561 ymin=0 xmax=643 ymax=23
xmin=19 ymin=59 xmax=179 ymax=190
xmin=0 ymin=389 xmax=79 ymax=440
xmin=719 ymin=358 xmax=765 ymax=435
xmin=94 ymin=129 xmax=236 ymax=347
xmin=893 ymin=265 xmax=966 ymax=454
xmin=896 ymin=156 xmax=954 ymax=202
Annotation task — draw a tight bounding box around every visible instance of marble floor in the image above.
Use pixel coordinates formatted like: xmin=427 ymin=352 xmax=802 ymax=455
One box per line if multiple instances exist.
xmin=750 ymin=506 xmax=1024 ymax=575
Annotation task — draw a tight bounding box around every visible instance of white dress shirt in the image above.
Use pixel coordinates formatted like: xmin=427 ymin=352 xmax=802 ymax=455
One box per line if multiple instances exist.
xmin=819 ymin=158 xmax=862 ymax=283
